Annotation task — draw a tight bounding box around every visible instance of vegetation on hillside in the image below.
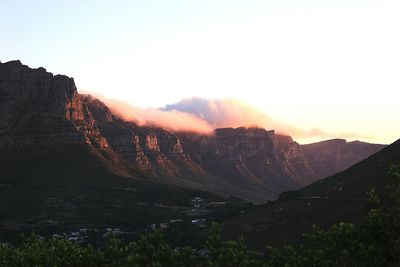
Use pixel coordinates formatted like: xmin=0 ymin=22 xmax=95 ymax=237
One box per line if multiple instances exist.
xmin=1 ymin=165 xmax=399 ymax=267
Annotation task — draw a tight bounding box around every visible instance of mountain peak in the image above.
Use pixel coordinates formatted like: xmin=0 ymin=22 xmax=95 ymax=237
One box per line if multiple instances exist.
xmin=3 ymin=60 xmax=49 ymax=74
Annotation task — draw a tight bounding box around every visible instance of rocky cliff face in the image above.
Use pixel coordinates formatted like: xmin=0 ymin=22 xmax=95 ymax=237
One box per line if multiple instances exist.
xmin=0 ymin=60 xmax=386 ymax=202
xmin=79 ymin=95 xmax=191 ymax=173
xmin=178 ymin=128 xmax=318 ymax=196
xmin=301 ymin=139 xmax=385 ymax=179
xmin=275 ymin=135 xmax=318 ymax=185
xmin=0 ymin=60 xmax=110 ymax=149
xmin=0 ymin=61 xmax=186 ymax=171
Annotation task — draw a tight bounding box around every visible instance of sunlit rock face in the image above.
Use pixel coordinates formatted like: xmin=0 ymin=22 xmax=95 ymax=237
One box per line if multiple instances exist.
xmin=0 ymin=61 xmax=111 ymax=148
xmin=301 ymin=139 xmax=385 ymax=179
xmin=80 ymin=95 xmax=190 ymax=172
xmin=0 ymin=60 xmax=85 ymax=146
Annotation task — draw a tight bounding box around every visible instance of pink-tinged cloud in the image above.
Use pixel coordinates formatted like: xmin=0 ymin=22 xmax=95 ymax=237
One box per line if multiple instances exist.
xmin=80 ymin=91 xmax=371 ymax=142
xmin=162 ymin=97 xmax=306 ymax=136
xmin=162 ymin=97 xmax=373 ymax=141
xmin=80 ymin=91 xmax=213 ymax=133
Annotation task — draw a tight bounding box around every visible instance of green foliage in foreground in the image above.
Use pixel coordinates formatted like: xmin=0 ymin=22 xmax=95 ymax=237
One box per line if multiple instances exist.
xmin=1 ymin=165 xmax=400 ymax=267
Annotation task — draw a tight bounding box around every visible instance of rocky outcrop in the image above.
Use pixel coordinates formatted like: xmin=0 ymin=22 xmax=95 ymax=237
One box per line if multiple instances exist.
xmin=301 ymin=139 xmax=385 ymax=178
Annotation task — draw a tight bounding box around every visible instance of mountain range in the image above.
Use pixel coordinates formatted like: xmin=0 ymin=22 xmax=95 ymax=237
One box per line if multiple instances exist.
xmin=2 ymin=59 xmax=399 ymax=250
xmin=0 ymin=60 xmax=385 ymax=203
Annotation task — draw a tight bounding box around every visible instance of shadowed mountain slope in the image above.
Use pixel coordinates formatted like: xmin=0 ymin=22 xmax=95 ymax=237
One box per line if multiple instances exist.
xmin=301 ymin=139 xmax=385 ymax=179
xmin=222 ymin=138 xmax=400 ymax=250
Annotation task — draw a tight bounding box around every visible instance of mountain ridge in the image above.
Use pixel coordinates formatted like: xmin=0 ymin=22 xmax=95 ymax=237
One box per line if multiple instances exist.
xmin=0 ymin=60 xmax=385 ymax=203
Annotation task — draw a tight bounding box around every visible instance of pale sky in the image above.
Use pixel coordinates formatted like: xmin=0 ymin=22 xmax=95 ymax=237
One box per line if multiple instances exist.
xmin=1 ymin=0 xmax=399 ymax=144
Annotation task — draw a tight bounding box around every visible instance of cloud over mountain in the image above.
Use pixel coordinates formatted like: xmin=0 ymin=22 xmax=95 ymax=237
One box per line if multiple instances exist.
xmin=83 ymin=92 xmax=372 ymax=143
xmin=81 ymin=92 xmax=213 ymax=133
xmin=162 ymin=97 xmax=373 ymax=142
xmin=162 ymin=97 xmax=298 ymax=135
